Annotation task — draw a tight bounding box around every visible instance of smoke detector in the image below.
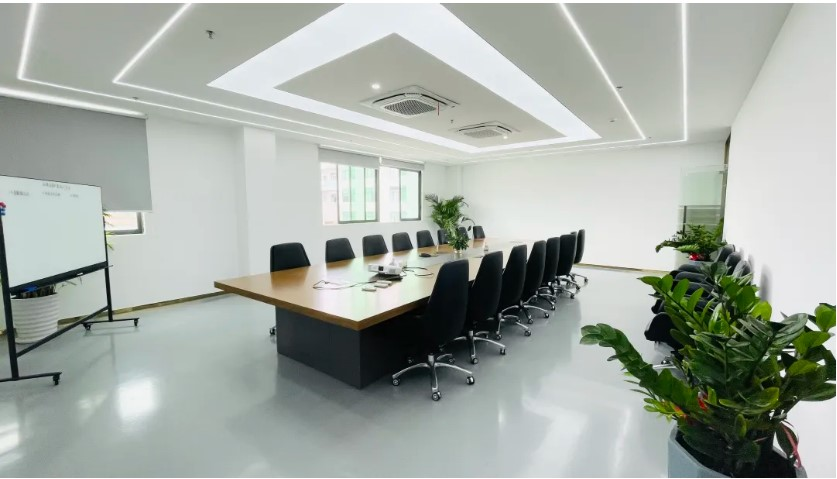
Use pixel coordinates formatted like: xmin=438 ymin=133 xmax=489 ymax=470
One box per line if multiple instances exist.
xmin=362 ymin=86 xmax=457 ymax=118
xmin=455 ymin=122 xmax=515 ymax=140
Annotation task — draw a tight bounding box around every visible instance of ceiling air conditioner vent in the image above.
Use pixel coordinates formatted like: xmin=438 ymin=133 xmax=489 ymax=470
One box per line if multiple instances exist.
xmin=456 ymin=122 xmax=515 ymax=140
xmin=362 ymin=86 xmax=456 ymax=119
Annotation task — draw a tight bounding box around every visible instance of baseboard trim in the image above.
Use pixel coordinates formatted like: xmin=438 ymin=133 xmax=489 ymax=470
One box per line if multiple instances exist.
xmin=577 ymin=262 xmax=668 ymax=276
xmin=53 ymin=291 xmax=229 ymax=326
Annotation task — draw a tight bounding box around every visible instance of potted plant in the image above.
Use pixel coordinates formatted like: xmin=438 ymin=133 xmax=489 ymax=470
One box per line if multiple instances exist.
xmin=579 ymin=266 xmax=835 ymax=477
xmin=425 ymin=194 xmax=474 ymax=253
xmin=656 ymin=221 xmax=726 ymax=261
xmin=9 ymin=284 xmax=63 ymax=344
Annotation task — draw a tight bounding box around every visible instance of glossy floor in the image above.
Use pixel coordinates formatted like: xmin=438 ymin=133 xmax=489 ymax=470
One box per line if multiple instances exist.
xmin=0 ymin=268 xmax=834 ymax=477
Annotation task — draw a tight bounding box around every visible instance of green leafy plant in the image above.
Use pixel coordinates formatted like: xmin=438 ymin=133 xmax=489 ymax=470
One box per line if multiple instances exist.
xmin=580 ymin=267 xmax=835 ymax=477
xmin=425 ymin=194 xmax=473 ymax=251
xmin=656 ymin=220 xmax=726 ymax=261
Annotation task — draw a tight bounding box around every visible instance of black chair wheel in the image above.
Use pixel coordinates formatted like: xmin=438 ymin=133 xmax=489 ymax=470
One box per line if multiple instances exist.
xmin=527 ymin=318 xmax=534 ymax=324
xmin=524 ymin=330 xmax=532 ymax=337
xmin=407 ymin=357 xmax=414 ymax=365
xmin=494 ymin=333 xmax=502 ymax=341
xmin=570 ymin=294 xmax=576 ymax=299
xmin=584 ymin=279 xmax=589 ymax=285
xmin=550 ymin=305 xmax=556 ymax=311
xmin=392 ymin=378 xmax=400 ymax=386
xmin=432 ymin=391 xmax=442 ymax=401
xmin=466 ymin=376 xmax=475 ymax=385
xmin=269 ymin=327 xmax=276 ymax=336
xmin=447 ymin=357 xmax=456 ymax=364
xmin=544 ymin=313 xmax=550 ymax=318
xmin=470 ymin=357 xmax=479 ymax=365
xmin=499 ymin=347 xmax=507 ymax=355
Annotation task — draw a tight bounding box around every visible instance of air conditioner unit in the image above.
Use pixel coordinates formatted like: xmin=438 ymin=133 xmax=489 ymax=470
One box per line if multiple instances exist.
xmin=362 ymin=86 xmax=456 ymax=118
xmin=456 ymin=122 xmax=515 ymax=139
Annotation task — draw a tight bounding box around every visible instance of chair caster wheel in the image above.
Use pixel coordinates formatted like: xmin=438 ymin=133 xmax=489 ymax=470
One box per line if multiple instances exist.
xmin=432 ymin=391 xmax=442 ymax=401
xmin=494 ymin=333 xmax=502 ymax=341
xmin=550 ymin=305 xmax=556 ymax=311
xmin=53 ymin=375 xmax=60 ymax=385
xmin=392 ymin=378 xmax=400 ymax=386
xmin=584 ymin=279 xmax=589 ymax=285
xmin=407 ymin=357 xmax=414 ymax=365
xmin=447 ymin=357 xmax=456 ymax=364
xmin=466 ymin=376 xmax=475 ymax=385
xmin=269 ymin=327 xmax=276 ymax=336
xmin=570 ymin=294 xmax=575 ymax=299
xmin=470 ymin=357 xmax=479 ymax=365
xmin=527 ymin=318 xmax=534 ymax=324
xmin=544 ymin=313 xmax=550 ymax=318
xmin=524 ymin=330 xmax=532 ymax=337
xmin=499 ymin=347 xmax=506 ymax=355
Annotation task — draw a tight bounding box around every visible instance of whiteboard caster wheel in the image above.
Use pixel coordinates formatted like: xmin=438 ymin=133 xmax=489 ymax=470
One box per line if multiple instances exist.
xmin=53 ymin=374 xmax=60 ymax=385
xmin=133 ymin=319 xmax=139 ymax=327
xmin=83 ymin=324 xmax=91 ymax=331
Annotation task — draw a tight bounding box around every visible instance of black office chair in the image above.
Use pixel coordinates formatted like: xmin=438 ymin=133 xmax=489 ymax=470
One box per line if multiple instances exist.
xmin=495 ymin=244 xmax=531 ymax=338
xmin=416 ymin=230 xmax=435 ymax=248
xmin=362 ymin=234 xmax=388 ymax=256
xmin=325 ymin=238 xmax=355 ymax=263
xmin=537 ymin=237 xmax=561 ymax=309
xmin=457 ymin=226 xmax=468 ymax=238
xmin=269 ymin=243 xmax=311 ymax=335
xmin=391 ymin=232 xmax=413 ymax=252
xmin=437 ymin=229 xmax=449 ymax=245
xmin=503 ymin=240 xmax=549 ymax=324
xmin=555 ymin=233 xmax=578 ymax=299
xmin=472 ymin=226 xmax=486 ymax=240
xmin=391 ymin=259 xmax=474 ymax=401
xmin=450 ymin=251 xmax=506 ymax=364
xmin=569 ymin=229 xmax=588 ymax=286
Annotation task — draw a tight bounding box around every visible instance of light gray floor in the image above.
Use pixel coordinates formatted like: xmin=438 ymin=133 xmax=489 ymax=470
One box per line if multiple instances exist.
xmin=0 ymin=268 xmax=831 ymax=477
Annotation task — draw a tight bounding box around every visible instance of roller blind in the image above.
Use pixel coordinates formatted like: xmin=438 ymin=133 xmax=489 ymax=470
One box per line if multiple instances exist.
xmin=318 ymin=147 xmax=379 ymax=169
xmin=380 ymin=157 xmax=425 ymax=171
xmin=0 ymin=96 xmax=152 ymax=211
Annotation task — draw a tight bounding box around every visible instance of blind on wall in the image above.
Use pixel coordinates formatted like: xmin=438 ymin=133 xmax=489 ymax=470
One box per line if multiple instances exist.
xmin=380 ymin=157 xmax=425 ymax=171
xmin=0 ymin=96 xmax=152 ymax=211
xmin=318 ymin=147 xmax=379 ymax=169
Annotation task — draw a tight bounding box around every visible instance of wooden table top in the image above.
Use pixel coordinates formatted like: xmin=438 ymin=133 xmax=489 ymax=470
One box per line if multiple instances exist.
xmin=214 ymin=239 xmax=532 ymax=331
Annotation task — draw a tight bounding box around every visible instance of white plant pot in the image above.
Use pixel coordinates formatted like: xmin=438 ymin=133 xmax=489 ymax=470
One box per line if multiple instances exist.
xmin=11 ymin=294 xmax=59 ymax=344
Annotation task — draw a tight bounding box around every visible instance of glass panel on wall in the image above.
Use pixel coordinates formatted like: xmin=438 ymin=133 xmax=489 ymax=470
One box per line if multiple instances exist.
xmin=679 ymin=165 xmax=726 ymax=231
xmin=400 ymin=170 xmax=420 ymax=220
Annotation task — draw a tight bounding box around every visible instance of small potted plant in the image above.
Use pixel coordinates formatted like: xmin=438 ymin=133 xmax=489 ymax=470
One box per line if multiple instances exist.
xmin=656 ymin=221 xmax=726 ymax=261
xmin=580 ymin=266 xmax=834 ymax=477
xmin=9 ymin=284 xmax=63 ymax=344
xmin=425 ymin=194 xmax=474 ymax=253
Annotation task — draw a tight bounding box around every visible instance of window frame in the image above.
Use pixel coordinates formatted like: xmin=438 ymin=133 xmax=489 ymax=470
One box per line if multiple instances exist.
xmin=397 ymin=168 xmax=422 ymax=221
xmin=104 ymin=211 xmax=145 ymax=236
xmin=336 ymin=164 xmax=379 ymax=225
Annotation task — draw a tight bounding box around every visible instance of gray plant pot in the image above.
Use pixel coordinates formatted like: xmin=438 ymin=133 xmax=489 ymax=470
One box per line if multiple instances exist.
xmin=668 ymin=427 xmax=807 ymax=478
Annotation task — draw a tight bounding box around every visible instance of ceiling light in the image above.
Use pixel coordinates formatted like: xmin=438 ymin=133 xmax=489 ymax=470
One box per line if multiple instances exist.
xmin=0 ymin=86 xmax=144 ymax=117
xmin=371 ymin=82 xmax=381 ymax=90
xmin=502 ymin=135 xmax=508 ymax=140
xmin=113 ymin=3 xmax=193 ymax=83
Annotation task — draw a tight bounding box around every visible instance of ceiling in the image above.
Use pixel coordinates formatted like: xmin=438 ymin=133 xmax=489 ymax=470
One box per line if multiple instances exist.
xmin=0 ymin=3 xmax=791 ymax=164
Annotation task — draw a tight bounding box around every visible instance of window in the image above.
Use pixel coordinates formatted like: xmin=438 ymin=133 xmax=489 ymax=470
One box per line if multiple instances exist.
xmin=320 ymin=163 xmax=378 ymax=224
xmin=105 ymin=211 xmax=145 ymax=235
xmin=379 ymin=166 xmax=421 ymax=221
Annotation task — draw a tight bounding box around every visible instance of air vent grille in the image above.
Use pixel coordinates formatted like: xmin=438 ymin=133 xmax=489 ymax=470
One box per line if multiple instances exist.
xmin=362 ymin=86 xmax=456 ymax=119
xmin=456 ymin=122 xmax=514 ymax=140
xmin=383 ymin=98 xmax=437 ymax=116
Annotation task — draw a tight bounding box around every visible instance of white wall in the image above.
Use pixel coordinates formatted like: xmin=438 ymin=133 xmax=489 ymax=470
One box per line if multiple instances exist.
xmin=53 ymin=117 xmax=242 ymax=318
xmin=724 ymin=6 xmax=835 ymax=477
xmin=725 ymin=3 xmax=836 ymax=314
xmin=460 ymin=142 xmax=725 ymax=271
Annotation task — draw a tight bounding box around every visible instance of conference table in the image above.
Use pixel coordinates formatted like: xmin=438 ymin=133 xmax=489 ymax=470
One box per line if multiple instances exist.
xmin=214 ymin=238 xmax=532 ymax=388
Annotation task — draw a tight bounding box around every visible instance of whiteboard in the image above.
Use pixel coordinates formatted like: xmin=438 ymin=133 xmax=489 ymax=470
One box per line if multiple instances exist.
xmin=0 ymin=175 xmax=107 ymax=290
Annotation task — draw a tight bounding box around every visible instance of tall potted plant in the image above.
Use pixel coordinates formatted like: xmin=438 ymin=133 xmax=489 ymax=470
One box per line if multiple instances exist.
xmin=425 ymin=194 xmax=473 ymax=253
xmin=580 ymin=266 xmax=834 ymax=477
xmin=656 ymin=221 xmax=726 ymax=261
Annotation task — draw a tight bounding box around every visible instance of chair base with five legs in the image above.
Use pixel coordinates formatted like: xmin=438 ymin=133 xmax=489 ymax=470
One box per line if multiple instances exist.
xmin=392 ymin=351 xmax=475 ymax=401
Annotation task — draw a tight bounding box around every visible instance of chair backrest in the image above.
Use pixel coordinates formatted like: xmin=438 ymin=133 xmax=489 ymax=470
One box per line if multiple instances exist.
xmin=270 ymin=243 xmax=310 ymax=272
xmin=521 ymin=240 xmax=546 ymax=297
xmin=543 ymin=237 xmax=560 ymax=284
xmin=498 ymin=244 xmax=527 ymax=311
xmin=466 ymin=251 xmax=503 ymax=327
xmin=556 ymin=233 xmax=578 ymax=276
xmin=362 ymin=234 xmax=388 ymax=256
xmin=325 ymin=238 xmax=355 ymax=263
xmin=457 ymin=226 xmax=468 ymax=238
xmin=391 ymin=232 xmax=413 ymax=252
xmin=437 ymin=229 xmax=449 ymax=245
xmin=716 ymin=244 xmax=735 ymax=263
xmin=725 ymin=252 xmax=743 ymax=272
xmin=574 ymin=229 xmax=586 ymax=264
xmin=472 ymin=225 xmax=486 ymax=239
xmin=733 ymin=259 xmax=751 ymax=277
xmin=416 ymin=230 xmax=435 ymax=248
xmin=423 ymin=259 xmax=470 ymax=346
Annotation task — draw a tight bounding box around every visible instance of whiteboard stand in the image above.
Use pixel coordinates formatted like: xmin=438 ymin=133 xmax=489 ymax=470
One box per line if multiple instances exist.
xmin=0 ymin=213 xmax=139 ymax=386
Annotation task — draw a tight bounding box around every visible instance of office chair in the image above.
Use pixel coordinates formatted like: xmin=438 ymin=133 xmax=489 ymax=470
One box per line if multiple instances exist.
xmin=391 ymin=232 xmax=413 ymax=252
xmin=472 ymin=225 xmax=486 ymax=240
xmin=325 ymin=238 xmax=355 ymax=263
xmin=536 ymin=236 xmax=561 ymax=309
xmin=391 ymin=259 xmax=474 ymax=401
xmin=457 ymin=226 xmax=468 ymax=238
xmin=494 ymin=244 xmax=531 ymax=338
xmin=362 ymin=234 xmax=389 ymax=256
xmin=555 ymin=233 xmax=579 ymax=299
xmin=569 ymin=228 xmax=588 ymax=286
xmin=269 ymin=242 xmax=311 ymax=335
xmin=502 ymin=240 xmax=549 ymax=324
xmin=450 ymin=251 xmax=506 ymax=364
xmin=437 ymin=229 xmax=449 ymax=245
xmin=416 ymin=230 xmax=435 ymax=248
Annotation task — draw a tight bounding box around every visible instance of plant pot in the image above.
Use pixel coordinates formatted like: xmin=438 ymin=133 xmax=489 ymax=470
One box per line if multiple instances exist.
xmin=11 ymin=294 xmax=59 ymax=344
xmin=668 ymin=427 xmax=806 ymax=478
